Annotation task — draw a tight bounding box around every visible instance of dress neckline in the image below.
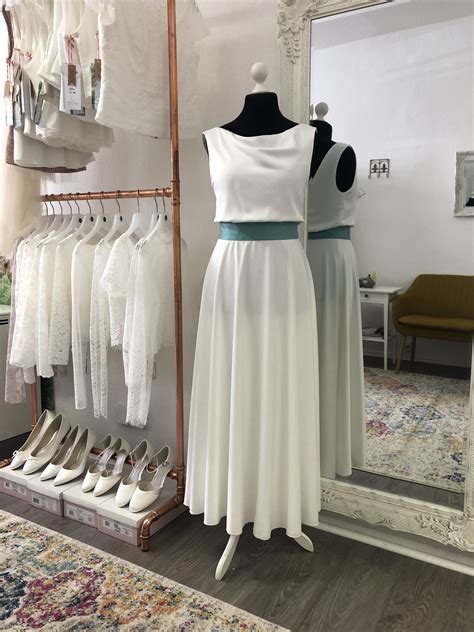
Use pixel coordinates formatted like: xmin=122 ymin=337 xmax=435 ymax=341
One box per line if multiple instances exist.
xmin=216 ymin=124 xmax=303 ymax=140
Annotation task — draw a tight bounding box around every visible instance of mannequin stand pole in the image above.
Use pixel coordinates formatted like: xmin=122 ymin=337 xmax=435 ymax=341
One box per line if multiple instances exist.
xmin=215 ymin=532 xmax=314 ymax=581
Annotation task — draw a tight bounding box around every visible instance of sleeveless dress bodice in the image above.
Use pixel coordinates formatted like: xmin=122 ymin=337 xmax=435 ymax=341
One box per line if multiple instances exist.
xmin=307 ymin=142 xmax=358 ymax=232
xmin=203 ymin=124 xmax=316 ymax=223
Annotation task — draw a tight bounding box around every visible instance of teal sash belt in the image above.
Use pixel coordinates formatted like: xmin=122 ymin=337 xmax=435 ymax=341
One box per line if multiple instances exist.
xmin=219 ymin=221 xmax=299 ymax=241
xmin=308 ymin=226 xmax=351 ymax=240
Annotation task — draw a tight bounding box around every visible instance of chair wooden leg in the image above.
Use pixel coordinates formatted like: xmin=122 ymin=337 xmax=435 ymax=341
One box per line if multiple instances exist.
xmin=410 ymin=336 xmax=417 ymax=364
xmin=396 ymin=334 xmax=407 ymax=372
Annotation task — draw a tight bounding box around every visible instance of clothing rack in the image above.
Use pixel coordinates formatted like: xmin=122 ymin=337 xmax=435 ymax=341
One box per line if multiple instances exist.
xmin=1 ymin=0 xmax=184 ymax=552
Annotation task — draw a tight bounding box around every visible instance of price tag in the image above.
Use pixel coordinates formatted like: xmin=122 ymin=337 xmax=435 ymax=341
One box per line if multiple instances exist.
xmin=90 ymin=59 xmax=101 ymax=111
xmin=5 ymin=97 xmax=13 ymax=127
xmin=66 ymin=505 xmax=95 ymax=525
xmin=103 ymin=519 xmax=133 ymax=537
xmin=60 ymin=63 xmax=84 ymax=113
xmin=33 ymin=81 xmax=45 ymax=125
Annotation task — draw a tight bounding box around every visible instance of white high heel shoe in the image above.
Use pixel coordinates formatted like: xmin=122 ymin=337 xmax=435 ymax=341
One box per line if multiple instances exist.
xmin=40 ymin=425 xmax=81 ymax=481
xmin=115 ymin=440 xmax=155 ymax=507
xmin=10 ymin=410 xmax=57 ymax=470
xmin=53 ymin=428 xmax=97 ymax=486
xmin=93 ymin=440 xmax=132 ymax=497
xmin=23 ymin=415 xmax=70 ymax=475
xmin=82 ymin=438 xmax=130 ymax=492
xmin=129 ymin=446 xmax=174 ymax=513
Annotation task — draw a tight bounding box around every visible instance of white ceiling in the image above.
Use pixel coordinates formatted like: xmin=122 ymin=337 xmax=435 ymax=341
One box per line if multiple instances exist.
xmin=311 ymin=0 xmax=474 ymax=49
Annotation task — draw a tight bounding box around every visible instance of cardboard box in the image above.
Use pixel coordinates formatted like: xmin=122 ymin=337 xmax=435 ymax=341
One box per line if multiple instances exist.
xmin=63 ymin=483 xmax=116 ymax=528
xmin=97 ymin=479 xmax=186 ymax=545
xmin=0 ymin=465 xmax=42 ymax=501
xmin=27 ymin=476 xmax=81 ymax=516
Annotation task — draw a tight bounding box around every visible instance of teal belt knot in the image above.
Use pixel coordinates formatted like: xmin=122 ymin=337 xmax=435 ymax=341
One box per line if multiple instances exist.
xmin=308 ymin=226 xmax=351 ymax=240
xmin=219 ymin=222 xmax=299 ymax=241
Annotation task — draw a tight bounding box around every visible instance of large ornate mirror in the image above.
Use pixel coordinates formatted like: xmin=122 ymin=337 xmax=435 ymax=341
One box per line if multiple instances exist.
xmin=279 ymin=0 xmax=474 ymax=552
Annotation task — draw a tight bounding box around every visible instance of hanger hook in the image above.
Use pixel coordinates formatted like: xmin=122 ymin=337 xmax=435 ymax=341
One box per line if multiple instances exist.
xmin=162 ymin=195 xmax=167 ymax=220
xmin=154 ymin=190 xmax=159 ymax=214
xmin=74 ymin=196 xmax=80 ymax=214
xmin=137 ymin=189 xmax=140 ymax=212
xmin=49 ymin=200 xmax=55 ymax=215
xmin=86 ymin=194 xmax=93 ymax=220
xmin=58 ymin=200 xmax=64 ymax=215
xmin=99 ymin=194 xmax=105 ymax=214
xmin=67 ymin=197 xmax=73 ymax=213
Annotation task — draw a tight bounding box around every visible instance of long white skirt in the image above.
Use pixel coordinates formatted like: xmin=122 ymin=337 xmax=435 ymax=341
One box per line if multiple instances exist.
xmin=306 ymin=238 xmax=365 ymax=479
xmin=185 ymin=238 xmax=320 ymax=540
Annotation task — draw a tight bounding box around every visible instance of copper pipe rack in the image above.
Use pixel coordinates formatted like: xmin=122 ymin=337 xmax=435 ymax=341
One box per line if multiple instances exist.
xmin=2 ymin=0 xmax=185 ymax=552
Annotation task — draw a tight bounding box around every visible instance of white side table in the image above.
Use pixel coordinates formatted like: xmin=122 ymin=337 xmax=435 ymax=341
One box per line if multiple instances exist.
xmin=359 ymin=286 xmax=403 ymax=370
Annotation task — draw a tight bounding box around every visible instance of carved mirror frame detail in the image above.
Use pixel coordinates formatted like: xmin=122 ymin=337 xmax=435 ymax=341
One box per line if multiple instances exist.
xmin=454 ymin=151 xmax=474 ymax=217
xmin=277 ymin=0 xmax=474 ymax=551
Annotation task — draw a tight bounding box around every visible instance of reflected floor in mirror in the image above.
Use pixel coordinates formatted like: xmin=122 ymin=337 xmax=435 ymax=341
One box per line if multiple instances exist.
xmin=337 ymin=356 xmax=469 ymax=510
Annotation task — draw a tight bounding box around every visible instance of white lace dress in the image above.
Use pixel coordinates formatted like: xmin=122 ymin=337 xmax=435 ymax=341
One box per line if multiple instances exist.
xmin=89 ymin=239 xmax=113 ymax=419
xmin=100 ymin=234 xmax=135 ymax=349
xmin=71 ymin=240 xmax=96 ymax=409
xmin=123 ymin=220 xmax=174 ymax=428
xmin=48 ymin=234 xmax=79 ymax=366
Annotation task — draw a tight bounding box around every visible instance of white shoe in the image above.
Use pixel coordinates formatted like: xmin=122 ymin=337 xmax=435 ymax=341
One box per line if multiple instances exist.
xmin=129 ymin=446 xmax=174 ymax=513
xmin=10 ymin=410 xmax=56 ymax=469
xmin=23 ymin=415 xmax=70 ymax=475
xmin=93 ymin=442 xmax=131 ymax=497
xmin=53 ymin=428 xmax=97 ymax=486
xmin=115 ymin=440 xmax=155 ymax=507
xmin=40 ymin=425 xmax=81 ymax=481
xmin=84 ymin=437 xmax=129 ymax=493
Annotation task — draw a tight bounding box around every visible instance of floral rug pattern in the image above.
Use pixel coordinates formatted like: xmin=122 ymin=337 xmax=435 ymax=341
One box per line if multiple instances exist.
xmin=364 ymin=368 xmax=470 ymax=492
xmin=0 ymin=511 xmax=285 ymax=631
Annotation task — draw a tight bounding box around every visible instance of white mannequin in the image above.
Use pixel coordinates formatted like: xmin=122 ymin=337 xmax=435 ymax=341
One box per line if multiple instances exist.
xmin=214 ymin=63 xmax=315 ymax=581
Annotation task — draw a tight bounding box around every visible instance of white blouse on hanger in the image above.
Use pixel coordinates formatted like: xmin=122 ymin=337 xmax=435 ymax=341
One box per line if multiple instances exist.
xmin=89 ymin=239 xmax=112 ymax=419
xmin=100 ymin=233 xmax=135 ymax=349
xmin=123 ymin=219 xmax=175 ymax=428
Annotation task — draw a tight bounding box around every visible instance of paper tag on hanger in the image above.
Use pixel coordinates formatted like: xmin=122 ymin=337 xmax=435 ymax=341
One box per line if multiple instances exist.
xmin=60 ymin=63 xmax=83 ymax=113
xmin=20 ymin=73 xmax=32 ymax=119
xmin=3 ymin=80 xmax=10 ymax=99
xmin=13 ymin=100 xmax=22 ymax=128
xmin=33 ymin=81 xmax=45 ymax=124
xmin=90 ymin=59 xmax=101 ymax=110
xmin=4 ymin=97 xmax=13 ymax=127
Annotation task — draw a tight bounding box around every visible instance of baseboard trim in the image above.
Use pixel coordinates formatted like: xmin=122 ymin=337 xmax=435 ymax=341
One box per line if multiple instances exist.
xmin=317 ymin=512 xmax=474 ymax=576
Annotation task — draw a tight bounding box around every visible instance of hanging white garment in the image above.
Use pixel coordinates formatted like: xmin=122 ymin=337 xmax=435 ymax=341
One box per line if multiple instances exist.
xmin=100 ymin=234 xmax=135 ymax=349
xmin=94 ymin=0 xmax=209 ymax=138
xmin=185 ymin=125 xmax=320 ymax=540
xmin=48 ymin=234 xmax=80 ymax=366
xmin=306 ymin=142 xmax=365 ymax=479
xmin=89 ymin=239 xmax=112 ymax=419
xmin=71 ymin=239 xmax=96 ymax=409
xmin=122 ymin=220 xmax=174 ymax=428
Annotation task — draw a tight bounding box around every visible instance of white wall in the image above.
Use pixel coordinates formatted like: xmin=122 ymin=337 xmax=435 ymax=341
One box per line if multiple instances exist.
xmin=311 ymin=12 xmax=474 ymax=367
xmin=41 ymin=1 xmax=281 ymax=449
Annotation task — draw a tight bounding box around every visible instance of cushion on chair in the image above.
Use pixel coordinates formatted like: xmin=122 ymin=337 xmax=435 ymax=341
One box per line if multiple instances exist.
xmin=398 ymin=314 xmax=474 ymax=333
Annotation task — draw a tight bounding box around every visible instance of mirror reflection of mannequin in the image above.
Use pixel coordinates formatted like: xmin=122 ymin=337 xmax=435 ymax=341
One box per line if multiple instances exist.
xmin=307 ymin=102 xmax=366 ymax=480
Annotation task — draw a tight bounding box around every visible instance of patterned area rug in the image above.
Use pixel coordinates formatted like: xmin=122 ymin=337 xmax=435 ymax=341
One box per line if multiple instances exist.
xmin=0 ymin=511 xmax=285 ymax=631
xmin=364 ymin=368 xmax=470 ymax=492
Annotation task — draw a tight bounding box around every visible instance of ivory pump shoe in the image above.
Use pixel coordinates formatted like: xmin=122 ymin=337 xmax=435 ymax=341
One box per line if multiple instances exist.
xmin=115 ymin=440 xmax=155 ymax=507
xmin=40 ymin=425 xmax=81 ymax=481
xmin=10 ymin=410 xmax=56 ymax=469
xmin=93 ymin=442 xmax=132 ymax=497
xmin=129 ymin=446 xmax=174 ymax=513
xmin=53 ymin=428 xmax=97 ymax=486
xmin=23 ymin=415 xmax=70 ymax=475
xmin=81 ymin=434 xmax=119 ymax=492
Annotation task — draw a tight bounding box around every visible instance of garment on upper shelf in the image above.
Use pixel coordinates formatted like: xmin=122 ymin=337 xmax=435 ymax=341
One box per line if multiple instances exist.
xmin=100 ymin=233 xmax=135 ymax=349
xmin=306 ymin=141 xmax=365 ymax=479
xmin=185 ymin=124 xmax=321 ymax=540
xmin=71 ymin=239 xmax=96 ymax=409
xmin=94 ymin=0 xmax=209 ymax=138
xmin=307 ymin=143 xmax=359 ymax=233
xmin=123 ymin=219 xmax=175 ymax=428
xmin=89 ymin=239 xmax=112 ymax=419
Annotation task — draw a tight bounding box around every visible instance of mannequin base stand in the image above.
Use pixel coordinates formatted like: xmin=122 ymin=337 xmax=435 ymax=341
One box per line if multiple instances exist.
xmin=215 ymin=532 xmax=314 ymax=580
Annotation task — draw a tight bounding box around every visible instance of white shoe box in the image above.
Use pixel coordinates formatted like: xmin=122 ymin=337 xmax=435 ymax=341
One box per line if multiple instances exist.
xmin=63 ymin=483 xmax=116 ymax=528
xmin=0 ymin=465 xmax=42 ymax=501
xmin=97 ymin=479 xmax=186 ymax=546
xmin=27 ymin=476 xmax=81 ymax=516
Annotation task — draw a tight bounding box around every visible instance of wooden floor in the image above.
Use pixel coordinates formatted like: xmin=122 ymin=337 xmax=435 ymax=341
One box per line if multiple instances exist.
xmin=2 ymin=492 xmax=473 ymax=632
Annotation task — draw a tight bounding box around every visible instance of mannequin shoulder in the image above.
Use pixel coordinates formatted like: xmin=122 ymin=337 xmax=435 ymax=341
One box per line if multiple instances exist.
xmin=336 ymin=145 xmax=357 ymax=193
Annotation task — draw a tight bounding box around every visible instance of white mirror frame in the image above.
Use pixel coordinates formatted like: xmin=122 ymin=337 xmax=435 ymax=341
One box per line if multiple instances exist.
xmin=454 ymin=151 xmax=474 ymax=217
xmin=277 ymin=0 xmax=474 ymax=552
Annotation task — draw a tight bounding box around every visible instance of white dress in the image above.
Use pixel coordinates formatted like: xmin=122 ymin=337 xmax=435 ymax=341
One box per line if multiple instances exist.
xmin=306 ymin=142 xmax=366 ymax=479
xmin=185 ymin=124 xmax=321 ymax=541
xmin=123 ymin=220 xmax=175 ymax=428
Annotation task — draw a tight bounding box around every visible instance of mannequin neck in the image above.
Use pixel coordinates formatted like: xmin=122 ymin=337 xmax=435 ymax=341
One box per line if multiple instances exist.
xmin=311 ymin=119 xmax=333 ymax=144
xmin=222 ymin=92 xmax=297 ymax=136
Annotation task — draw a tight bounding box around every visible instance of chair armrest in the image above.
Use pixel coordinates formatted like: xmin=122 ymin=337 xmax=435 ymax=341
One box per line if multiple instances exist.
xmin=392 ymin=292 xmax=416 ymax=325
